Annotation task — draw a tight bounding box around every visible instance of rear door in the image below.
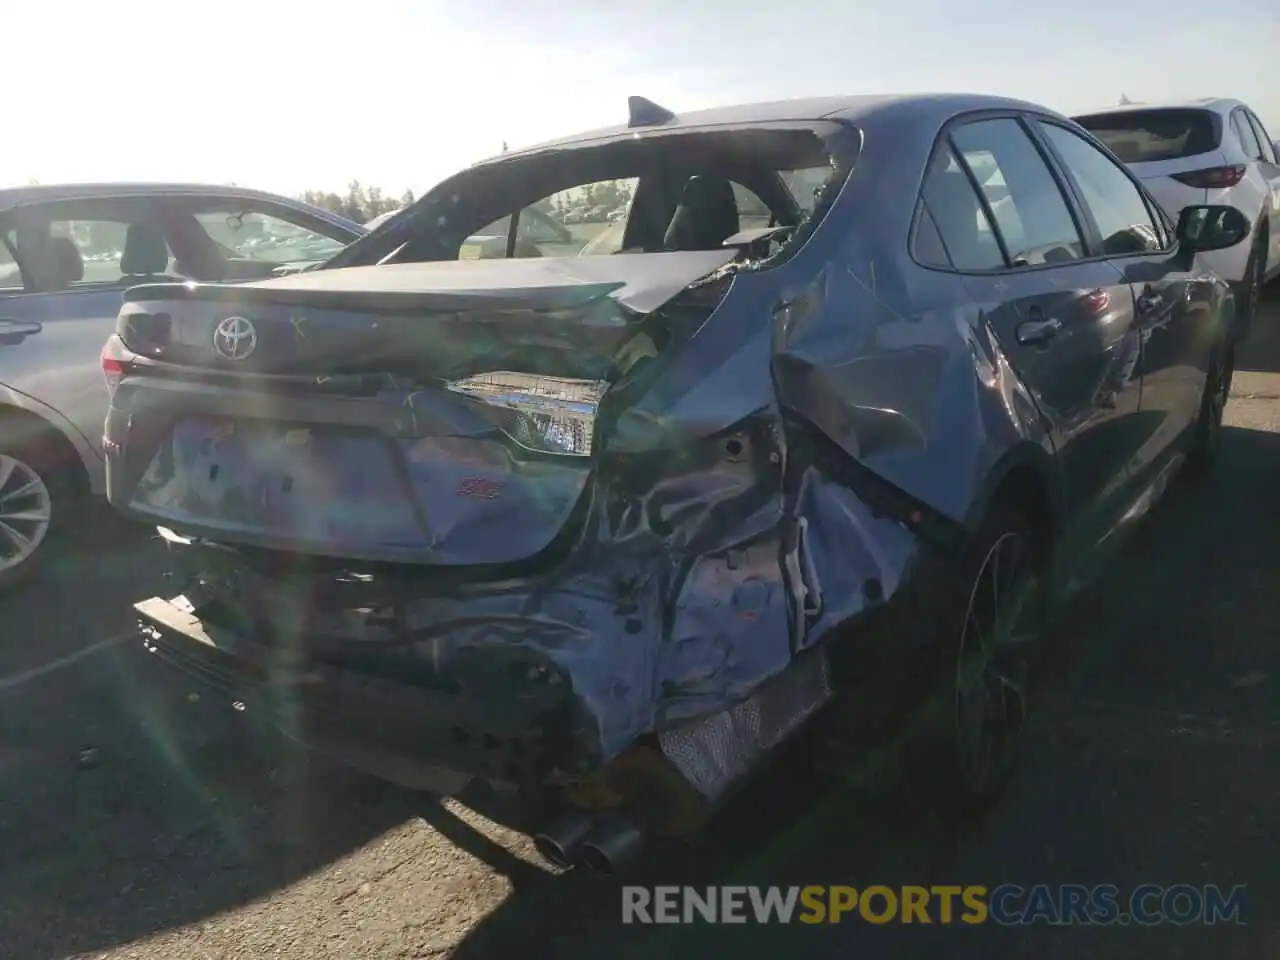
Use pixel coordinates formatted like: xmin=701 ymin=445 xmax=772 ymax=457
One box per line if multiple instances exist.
xmin=0 ymin=196 xmax=168 ymax=459
xmin=1033 ymin=119 xmax=1206 ymax=488
xmin=0 ymin=193 xmax=360 ymax=461
xmin=920 ymin=115 xmax=1146 ymax=552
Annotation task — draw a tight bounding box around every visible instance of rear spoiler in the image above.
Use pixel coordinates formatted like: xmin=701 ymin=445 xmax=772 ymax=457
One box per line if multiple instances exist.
xmin=122 ymin=249 xmax=738 ymax=316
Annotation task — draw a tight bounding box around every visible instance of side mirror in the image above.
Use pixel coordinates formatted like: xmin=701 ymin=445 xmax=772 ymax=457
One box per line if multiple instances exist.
xmin=1175 ymin=205 xmax=1252 ymax=253
xmin=1273 ymin=139 xmax=1280 ymax=159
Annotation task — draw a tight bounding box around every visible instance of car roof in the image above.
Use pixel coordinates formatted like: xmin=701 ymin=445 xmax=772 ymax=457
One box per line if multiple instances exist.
xmin=1072 ymin=98 xmax=1243 ymax=119
xmin=0 ymin=181 xmax=320 ymax=212
xmin=475 ymin=93 xmax=1073 ymax=164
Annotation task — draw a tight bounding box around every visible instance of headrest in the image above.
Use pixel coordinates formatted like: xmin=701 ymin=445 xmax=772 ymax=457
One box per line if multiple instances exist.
xmin=12 ymin=229 xmax=84 ymax=289
xmin=46 ymin=236 xmax=84 ymax=286
xmin=680 ymin=174 xmax=738 ymax=214
xmin=663 ymin=175 xmax=741 ymax=251
xmin=120 ymin=222 xmax=170 ymax=276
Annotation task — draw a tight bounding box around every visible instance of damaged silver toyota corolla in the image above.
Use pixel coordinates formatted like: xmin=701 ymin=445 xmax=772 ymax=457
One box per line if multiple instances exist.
xmin=102 ymin=93 xmax=1246 ymax=873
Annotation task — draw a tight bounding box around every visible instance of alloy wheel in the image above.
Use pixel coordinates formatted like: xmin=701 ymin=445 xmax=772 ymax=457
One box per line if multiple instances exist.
xmin=953 ymin=530 xmax=1037 ymax=797
xmin=0 ymin=454 xmax=53 ymax=573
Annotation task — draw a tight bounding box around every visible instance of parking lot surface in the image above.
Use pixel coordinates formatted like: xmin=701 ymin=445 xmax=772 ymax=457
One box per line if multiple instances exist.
xmin=2 ymin=290 xmax=1279 ymax=959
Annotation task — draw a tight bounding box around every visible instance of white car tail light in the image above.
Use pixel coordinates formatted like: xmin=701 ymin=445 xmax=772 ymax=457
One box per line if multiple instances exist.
xmin=1171 ymin=165 xmax=1247 ymax=189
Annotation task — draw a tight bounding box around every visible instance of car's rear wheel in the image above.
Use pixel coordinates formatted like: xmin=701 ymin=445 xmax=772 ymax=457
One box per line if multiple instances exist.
xmin=0 ymin=427 xmax=77 ymax=592
xmin=907 ymin=500 xmax=1043 ymax=817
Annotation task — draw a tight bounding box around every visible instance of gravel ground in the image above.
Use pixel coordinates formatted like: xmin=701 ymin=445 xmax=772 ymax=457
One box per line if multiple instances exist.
xmin=1 ymin=288 xmax=1279 ymax=959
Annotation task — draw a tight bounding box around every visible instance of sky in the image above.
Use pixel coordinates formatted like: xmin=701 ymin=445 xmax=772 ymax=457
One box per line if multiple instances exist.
xmin=6 ymin=0 xmax=1277 ymax=199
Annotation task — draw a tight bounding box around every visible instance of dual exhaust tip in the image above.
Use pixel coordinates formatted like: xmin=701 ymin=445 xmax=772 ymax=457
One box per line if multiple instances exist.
xmin=533 ymin=811 xmax=645 ymax=875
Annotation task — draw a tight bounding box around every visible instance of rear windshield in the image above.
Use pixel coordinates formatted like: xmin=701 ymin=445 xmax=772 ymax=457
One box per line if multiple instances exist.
xmin=331 ymin=121 xmax=857 ymax=271
xmin=1073 ymin=109 xmax=1220 ymax=163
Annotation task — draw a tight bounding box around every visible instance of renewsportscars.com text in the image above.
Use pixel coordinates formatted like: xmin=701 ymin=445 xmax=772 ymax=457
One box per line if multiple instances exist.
xmin=621 ymin=884 xmax=1248 ymax=926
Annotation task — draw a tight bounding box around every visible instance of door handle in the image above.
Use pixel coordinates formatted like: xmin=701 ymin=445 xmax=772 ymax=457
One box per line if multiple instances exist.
xmin=1016 ymin=316 xmax=1062 ymax=346
xmin=0 ymin=319 xmax=41 ymax=346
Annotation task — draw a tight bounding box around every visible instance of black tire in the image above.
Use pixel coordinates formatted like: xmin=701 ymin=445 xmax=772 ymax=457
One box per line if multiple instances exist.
xmin=904 ymin=499 xmax=1045 ymax=819
xmin=1185 ymin=337 xmax=1234 ymax=474
xmin=1234 ymin=230 xmax=1267 ymax=342
xmin=0 ymin=423 xmax=79 ymax=592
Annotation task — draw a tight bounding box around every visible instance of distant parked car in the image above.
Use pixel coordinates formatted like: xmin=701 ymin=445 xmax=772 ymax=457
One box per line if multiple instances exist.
xmin=1073 ymin=99 xmax=1280 ymax=336
xmin=0 ymin=183 xmax=363 ymax=589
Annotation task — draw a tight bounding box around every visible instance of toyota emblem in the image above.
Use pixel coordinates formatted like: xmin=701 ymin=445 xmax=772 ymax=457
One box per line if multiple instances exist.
xmin=212 ymin=316 xmax=258 ymax=361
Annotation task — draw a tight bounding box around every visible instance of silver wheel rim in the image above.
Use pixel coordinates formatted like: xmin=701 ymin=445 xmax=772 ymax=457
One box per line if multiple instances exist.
xmin=0 ymin=454 xmax=53 ymax=572
xmin=953 ymin=531 xmax=1036 ymax=794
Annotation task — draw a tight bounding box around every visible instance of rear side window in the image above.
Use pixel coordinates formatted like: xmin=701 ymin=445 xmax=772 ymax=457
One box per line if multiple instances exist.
xmin=913 ymin=204 xmax=952 ymax=268
xmin=1074 ymin=109 xmax=1220 ymax=163
xmin=15 ymin=216 xmax=162 ymax=288
xmin=950 ymin=118 xmax=1085 ymax=267
xmin=1231 ymin=110 xmax=1263 ymax=161
xmin=917 ymin=146 xmax=1004 ymax=271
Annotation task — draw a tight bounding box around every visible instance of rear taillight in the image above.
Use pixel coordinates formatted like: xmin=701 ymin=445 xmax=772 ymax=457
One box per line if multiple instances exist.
xmin=1171 ymin=165 xmax=1247 ymax=189
xmin=101 ymin=335 xmax=137 ymax=397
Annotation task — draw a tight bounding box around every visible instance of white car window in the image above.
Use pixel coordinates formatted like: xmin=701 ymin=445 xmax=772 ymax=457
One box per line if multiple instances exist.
xmin=1246 ymin=111 xmax=1277 ymax=164
xmin=1231 ymin=110 xmax=1263 ymax=161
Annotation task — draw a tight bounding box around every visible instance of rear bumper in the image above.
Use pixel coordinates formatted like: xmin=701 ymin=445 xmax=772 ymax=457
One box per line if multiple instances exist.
xmin=135 ymin=594 xmax=574 ymax=792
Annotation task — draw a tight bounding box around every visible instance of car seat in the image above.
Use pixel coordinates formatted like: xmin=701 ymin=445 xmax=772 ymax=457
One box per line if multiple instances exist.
xmin=663 ymin=175 xmax=741 ymax=251
xmin=119 ymin=222 xmax=182 ymax=284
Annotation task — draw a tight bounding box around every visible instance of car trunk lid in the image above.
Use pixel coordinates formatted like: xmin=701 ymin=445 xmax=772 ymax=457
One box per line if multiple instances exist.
xmin=107 ymin=251 xmax=737 ymax=567
xmin=119 ymin=252 xmax=735 ymax=379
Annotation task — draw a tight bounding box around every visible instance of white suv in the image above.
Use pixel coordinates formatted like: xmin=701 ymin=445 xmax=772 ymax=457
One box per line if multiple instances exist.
xmin=1073 ymin=99 xmax=1280 ymax=334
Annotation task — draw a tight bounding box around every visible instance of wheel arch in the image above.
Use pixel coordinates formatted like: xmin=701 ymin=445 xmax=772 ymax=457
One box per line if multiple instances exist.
xmin=0 ymin=390 xmax=96 ymax=499
xmin=970 ymin=442 xmax=1062 ymax=569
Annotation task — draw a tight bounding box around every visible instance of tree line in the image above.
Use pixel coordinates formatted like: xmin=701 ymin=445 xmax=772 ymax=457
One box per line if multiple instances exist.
xmin=298 ymin=179 xmax=637 ymax=225
xmin=299 ymin=181 xmax=417 ymax=225
xmin=299 ymin=175 xmax=770 ymax=225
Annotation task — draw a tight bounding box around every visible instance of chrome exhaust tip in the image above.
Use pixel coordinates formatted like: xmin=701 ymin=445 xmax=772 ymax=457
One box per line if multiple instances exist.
xmin=579 ymin=813 xmax=645 ymax=875
xmin=533 ymin=812 xmax=597 ymax=869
